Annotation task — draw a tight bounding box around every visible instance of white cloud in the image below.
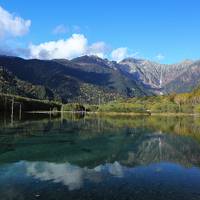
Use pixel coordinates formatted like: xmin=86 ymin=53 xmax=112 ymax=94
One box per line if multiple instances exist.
xmin=53 ymin=24 xmax=69 ymax=34
xmin=29 ymin=34 xmax=87 ymax=59
xmin=155 ymin=53 xmax=165 ymax=61
xmin=0 ymin=6 xmax=31 ymax=38
xmin=110 ymin=47 xmax=139 ymax=62
xmin=29 ymin=34 xmax=108 ymax=59
xmin=87 ymin=41 xmax=108 ymax=58
xmin=111 ymin=47 xmax=128 ymax=62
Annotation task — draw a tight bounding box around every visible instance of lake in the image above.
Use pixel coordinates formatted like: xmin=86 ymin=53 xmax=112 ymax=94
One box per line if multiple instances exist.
xmin=0 ymin=113 xmax=200 ymax=200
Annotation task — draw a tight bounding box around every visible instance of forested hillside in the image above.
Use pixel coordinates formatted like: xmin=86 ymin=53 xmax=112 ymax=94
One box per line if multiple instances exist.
xmin=0 ymin=55 xmax=148 ymax=104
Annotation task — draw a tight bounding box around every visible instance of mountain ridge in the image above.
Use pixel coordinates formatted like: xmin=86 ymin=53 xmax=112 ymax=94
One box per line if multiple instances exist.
xmin=119 ymin=57 xmax=200 ymax=94
xmin=0 ymin=55 xmax=148 ymax=103
xmin=1 ymin=54 xmax=200 ymax=103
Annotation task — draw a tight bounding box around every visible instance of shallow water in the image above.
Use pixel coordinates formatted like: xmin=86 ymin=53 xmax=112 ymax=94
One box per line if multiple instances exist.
xmin=1 ymin=113 xmax=200 ymax=200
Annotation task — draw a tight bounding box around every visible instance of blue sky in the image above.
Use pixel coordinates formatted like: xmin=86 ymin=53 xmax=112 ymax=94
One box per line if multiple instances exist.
xmin=0 ymin=0 xmax=200 ymax=63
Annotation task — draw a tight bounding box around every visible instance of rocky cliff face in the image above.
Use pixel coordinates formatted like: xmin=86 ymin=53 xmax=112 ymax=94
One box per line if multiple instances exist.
xmin=118 ymin=58 xmax=198 ymax=94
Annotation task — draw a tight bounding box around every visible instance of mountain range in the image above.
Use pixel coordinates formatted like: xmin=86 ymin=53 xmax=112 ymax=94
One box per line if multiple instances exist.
xmin=0 ymin=55 xmax=200 ymax=103
xmin=119 ymin=58 xmax=200 ymax=94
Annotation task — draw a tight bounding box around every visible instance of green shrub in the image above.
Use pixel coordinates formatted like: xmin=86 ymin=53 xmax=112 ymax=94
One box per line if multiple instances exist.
xmin=193 ymin=105 xmax=200 ymax=113
xmin=98 ymin=102 xmax=146 ymax=113
xmin=149 ymin=101 xmax=179 ymax=113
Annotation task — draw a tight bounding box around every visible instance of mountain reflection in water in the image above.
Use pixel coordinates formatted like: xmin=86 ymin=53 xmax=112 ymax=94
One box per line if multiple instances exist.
xmin=1 ymin=114 xmax=200 ymax=199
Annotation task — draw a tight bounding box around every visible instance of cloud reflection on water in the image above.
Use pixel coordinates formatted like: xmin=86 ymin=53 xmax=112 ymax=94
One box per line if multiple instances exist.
xmin=26 ymin=161 xmax=124 ymax=190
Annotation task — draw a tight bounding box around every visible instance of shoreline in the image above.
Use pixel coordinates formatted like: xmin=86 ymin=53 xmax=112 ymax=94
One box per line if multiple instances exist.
xmin=25 ymin=111 xmax=200 ymax=117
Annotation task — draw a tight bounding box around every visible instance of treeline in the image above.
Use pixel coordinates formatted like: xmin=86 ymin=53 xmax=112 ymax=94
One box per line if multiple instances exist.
xmin=39 ymin=85 xmax=200 ymax=114
xmin=97 ymin=87 xmax=200 ymax=113
xmin=0 ymin=93 xmax=61 ymax=113
xmin=2 ymin=85 xmax=200 ymax=114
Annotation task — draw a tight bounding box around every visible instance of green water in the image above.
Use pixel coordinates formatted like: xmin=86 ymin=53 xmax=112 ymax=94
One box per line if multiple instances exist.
xmin=0 ymin=113 xmax=200 ymax=200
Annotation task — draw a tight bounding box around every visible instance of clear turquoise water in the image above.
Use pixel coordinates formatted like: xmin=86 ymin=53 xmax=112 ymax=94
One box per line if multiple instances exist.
xmin=0 ymin=113 xmax=200 ymax=200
